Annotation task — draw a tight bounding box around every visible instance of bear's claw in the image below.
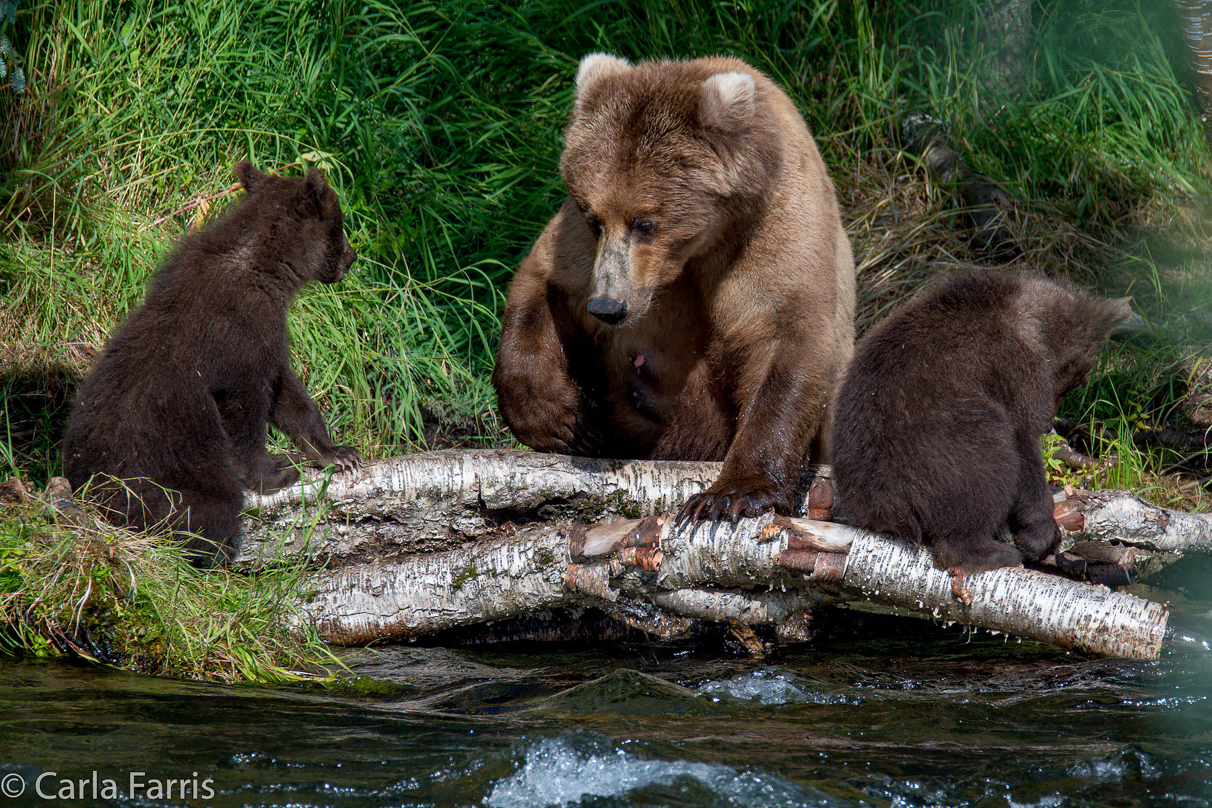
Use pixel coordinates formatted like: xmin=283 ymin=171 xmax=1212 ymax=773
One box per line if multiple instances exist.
xmin=676 ymin=489 xmax=776 ymax=526
xmin=330 ymin=445 xmax=361 ymax=473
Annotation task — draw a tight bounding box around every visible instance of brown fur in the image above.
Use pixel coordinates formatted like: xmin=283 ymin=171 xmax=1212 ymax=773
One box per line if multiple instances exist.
xmin=63 ymin=162 xmax=361 ymax=562
xmin=830 ymin=270 xmax=1132 ymax=575
xmin=493 ymin=54 xmax=855 ymax=520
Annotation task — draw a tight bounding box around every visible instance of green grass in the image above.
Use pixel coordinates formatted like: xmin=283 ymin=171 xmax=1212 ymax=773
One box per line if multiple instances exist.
xmin=2 ymin=0 xmax=1212 ymax=676
xmin=5 ymin=0 xmax=1209 ymax=474
xmin=0 ymin=496 xmax=341 ymax=683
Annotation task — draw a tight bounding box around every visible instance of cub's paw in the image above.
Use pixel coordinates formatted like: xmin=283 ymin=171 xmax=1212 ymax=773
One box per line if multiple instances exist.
xmin=931 ymin=537 xmax=1023 ymax=577
xmin=328 ymin=445 xmax=361 ymax=473
xmin=252 ymin=453 xmax=303 ymax=494
xmin=273 ymin=452 xmax=305 ymax=472
xmin=1012 ymin=519 xmax=1062 ymax=562
xmin=676 ymin=485 xmax=784 ymax=526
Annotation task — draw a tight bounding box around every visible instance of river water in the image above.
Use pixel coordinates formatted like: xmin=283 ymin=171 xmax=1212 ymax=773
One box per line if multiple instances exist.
xmin=2 ymin=612 xmax=1210 ymax=807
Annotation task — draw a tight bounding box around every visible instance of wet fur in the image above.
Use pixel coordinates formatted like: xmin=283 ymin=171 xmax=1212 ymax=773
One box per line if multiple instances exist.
xmin=63 ymin=162 xmax=361 ymax=562
xmin=493 ymin=54 xmax=855 ymax=521
xmin=830 ymin=270 xmax=1131 ymax=574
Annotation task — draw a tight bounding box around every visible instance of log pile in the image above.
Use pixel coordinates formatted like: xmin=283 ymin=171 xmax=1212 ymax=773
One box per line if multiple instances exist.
xmin=237 ymin=450 xmax=1212 ymax=660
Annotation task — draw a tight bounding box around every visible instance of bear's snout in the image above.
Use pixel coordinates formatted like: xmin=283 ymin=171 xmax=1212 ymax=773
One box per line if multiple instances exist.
xmin=588 ymin=295 xmax=628 ymax=325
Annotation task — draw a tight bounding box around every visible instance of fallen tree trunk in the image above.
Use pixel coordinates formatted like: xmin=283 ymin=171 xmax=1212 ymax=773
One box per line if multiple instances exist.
xmin=257 ymin=452 xmax=1210 ymax=660
xmin=302 ymin=508 xmax=1168 ymax=659
xmin=240 ymin=450 xmax=728 ymax=566
xmin=243 ymin=452 xmax=1211 ymax=571
xmin=238 ymin=449 xmax=832 ymax=566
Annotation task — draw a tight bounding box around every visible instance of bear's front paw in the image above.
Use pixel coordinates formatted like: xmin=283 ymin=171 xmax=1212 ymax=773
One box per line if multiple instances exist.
xmin=513 ymin=405 xmax=599 ymax=456
xmin=329 ymin=445 xmax=361 ymax=473
xmin=251 ymin=453 xmax=303 ymax=494
xmin=676 ymin=485 xmax=784 ymax=525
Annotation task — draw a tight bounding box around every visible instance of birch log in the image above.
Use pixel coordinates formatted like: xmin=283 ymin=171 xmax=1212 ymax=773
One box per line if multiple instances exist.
xmin=1055 ymin=488 xmax=1212 ymax=553
xmin=228 ymin=451 xmax=1207 ymax=659
xmin=838 ymin=530 xmax=1168 ymax=659
xmin=237 ymin=450 xmax=831 ymax=566
xmin=302 ymin=507 xmax=1169 ymax=659
xmin=239 ymin=450 xmax=725 ymax=566
xmin=239 ymin=452 xmax=1209 ymax=573
xmin=305 ymin=523 xmax=571 ymax=645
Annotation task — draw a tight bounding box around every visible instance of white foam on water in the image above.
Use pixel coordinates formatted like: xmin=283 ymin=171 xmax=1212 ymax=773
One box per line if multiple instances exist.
xmin=484 ymin=736 xmax=818 ymax=808
xmin=1007 ymin=796 xmax=1065 ymax=808
xmin=696 ymin=668 xmax=849 ymax=706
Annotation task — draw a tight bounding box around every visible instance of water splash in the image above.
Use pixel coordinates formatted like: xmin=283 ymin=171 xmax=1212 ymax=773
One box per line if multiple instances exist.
xmin=485 ymin=735 xmax=820 ymax=808
xmin=696 ymin=668 xmax=852 ymax=706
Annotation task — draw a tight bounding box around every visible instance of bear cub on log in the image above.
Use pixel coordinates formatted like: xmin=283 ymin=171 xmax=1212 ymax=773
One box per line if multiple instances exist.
xmin=830 ymin=270 xmax=1131 ymax=576
xmin=493 ymin=54 xmax=856 ymax=523
xmin=63 ymin=161 xmax=361 ymax=562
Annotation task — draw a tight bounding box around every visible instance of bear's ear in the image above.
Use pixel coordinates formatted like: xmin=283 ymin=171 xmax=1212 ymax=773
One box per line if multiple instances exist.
xmin=305 ymin=168 xmax=332 ymax=210
xmin=699 ymin=71 xmax=756 ymax=132
xmin=234 ymin=160 xmax=267 ymax=193
xmin=573 ymin=53 xmax=631 ymax=115
xmin=1103 ymin=296 xmax=1139 ymax=334
xmin=306 ymin=168 xmax=329 ymax=197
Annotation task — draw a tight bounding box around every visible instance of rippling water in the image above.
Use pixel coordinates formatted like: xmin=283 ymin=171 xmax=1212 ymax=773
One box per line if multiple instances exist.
xmin=2 ymin=614 xmax=1210 ymax=807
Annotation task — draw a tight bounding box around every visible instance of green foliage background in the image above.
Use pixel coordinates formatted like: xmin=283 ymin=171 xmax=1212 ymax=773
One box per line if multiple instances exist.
xmin=2 ymin=0 xmax=1210 ymax=487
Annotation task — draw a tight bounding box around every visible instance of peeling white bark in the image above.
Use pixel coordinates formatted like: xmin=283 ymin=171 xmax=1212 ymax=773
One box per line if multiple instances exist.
xmin=238 ymin=450 xmax=728 ymax=566
xmin=226 ymin=451 xmax=1206 ymax=659
xmin=839 ymin=530 xmax=1167 ymax=659
xmin=304 ymin=523 xmax=571 ymax=645
xmin=1064 ymin=488 xmax=1212 ymax=553
xmin=300 ymin=485 xmax=1170 ymax=658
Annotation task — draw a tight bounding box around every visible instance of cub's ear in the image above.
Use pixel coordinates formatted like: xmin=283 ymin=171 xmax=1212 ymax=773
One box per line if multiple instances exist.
xmin=573 ymin=52 xmax=631 ymax=116
xmin=699 ymin=71 xmax=756 ymax=132
xmin=1104 ymin=296 xmax=1141 ymax=335
xmin=305 ymin=168 xmax=330 ymax=202
xmin=233 ymin=160 xmax=267 ymax=193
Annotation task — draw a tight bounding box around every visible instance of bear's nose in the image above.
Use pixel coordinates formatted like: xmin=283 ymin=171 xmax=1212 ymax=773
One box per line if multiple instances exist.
xmin=588 ymin=296 xmax=628 ymax=325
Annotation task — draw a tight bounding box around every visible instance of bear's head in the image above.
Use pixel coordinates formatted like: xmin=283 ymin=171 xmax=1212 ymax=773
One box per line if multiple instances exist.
xmin=558 ymin=54 xmax=779 ymax=326
xmin=1016 ymin=276 xmax=1135 ymax=405
xmin=234 ymin=161 xmax=357 ymax=285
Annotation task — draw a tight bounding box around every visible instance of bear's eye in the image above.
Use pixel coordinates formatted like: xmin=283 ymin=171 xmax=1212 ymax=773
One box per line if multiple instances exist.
xmin=630 ymin=217 xmax=658 ymax=238
xmin=583 ymin=212 xmax=602 ymax=237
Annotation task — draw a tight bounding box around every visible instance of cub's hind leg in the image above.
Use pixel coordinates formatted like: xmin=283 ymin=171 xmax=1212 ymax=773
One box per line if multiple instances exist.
xmin=1008 ymin=434 xmax=1063 ymax=561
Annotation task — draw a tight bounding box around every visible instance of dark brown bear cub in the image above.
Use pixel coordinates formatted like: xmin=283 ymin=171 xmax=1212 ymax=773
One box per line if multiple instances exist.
xmin=830 ymin=270 xmax=1130 ymax=576
xmin=63 ymin=162 xmax=360 ymax=562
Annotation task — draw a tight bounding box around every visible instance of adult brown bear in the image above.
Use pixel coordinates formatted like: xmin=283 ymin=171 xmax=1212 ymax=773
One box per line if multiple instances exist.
xmin=63 ymin=162 xmax=360 ymax=562
xmin=493 ymin=53 xmax=856 ymax=522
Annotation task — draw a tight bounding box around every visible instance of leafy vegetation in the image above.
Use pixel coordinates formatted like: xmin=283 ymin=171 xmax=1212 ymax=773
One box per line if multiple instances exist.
xmin=1 ymin=0 xmax=1211 ymax=677
xmin=0 ymin=490 xmax=339 ymax=683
